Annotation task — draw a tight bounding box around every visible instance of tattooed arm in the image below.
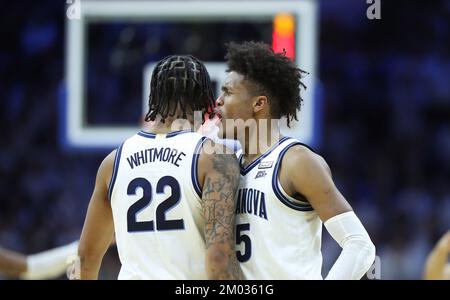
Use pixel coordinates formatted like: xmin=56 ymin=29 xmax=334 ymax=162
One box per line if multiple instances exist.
xmin=197 ymin=140 xmax=243 ymax=280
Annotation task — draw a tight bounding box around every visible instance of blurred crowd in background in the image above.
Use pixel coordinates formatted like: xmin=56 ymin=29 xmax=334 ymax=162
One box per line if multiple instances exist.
xmin=0 ymin=0 xmax=449 ymax=279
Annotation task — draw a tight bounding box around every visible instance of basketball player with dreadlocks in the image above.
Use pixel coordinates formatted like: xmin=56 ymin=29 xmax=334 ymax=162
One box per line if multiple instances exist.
xmin=214 ymin=41 xmax=375 ymax=279
xmin=78 ymin=55 xmax=243 ymax=280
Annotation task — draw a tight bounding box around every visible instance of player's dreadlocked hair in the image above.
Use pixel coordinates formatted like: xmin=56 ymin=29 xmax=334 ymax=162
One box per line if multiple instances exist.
xmin=145 ymin=55 xmax=215 ymax=122
xmin=225 ymin=41 xmax=308 ymax=127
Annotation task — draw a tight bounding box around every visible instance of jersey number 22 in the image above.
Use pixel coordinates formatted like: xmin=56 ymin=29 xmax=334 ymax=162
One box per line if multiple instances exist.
xmin=127 ymin=176 xmax=184 ymax=232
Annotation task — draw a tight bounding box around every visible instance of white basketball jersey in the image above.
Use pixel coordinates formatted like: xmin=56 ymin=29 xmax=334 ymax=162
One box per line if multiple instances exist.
xmin=109 ymin=130 xmax=208 ymax=279
xmin=235 ymin=137 xmax=323 ymax=279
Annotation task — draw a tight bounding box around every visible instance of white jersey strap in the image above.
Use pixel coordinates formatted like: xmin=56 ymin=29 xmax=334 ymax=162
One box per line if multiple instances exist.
xmin=108 ymin=142 xmax=125 ymax=201
xmin=272 ymin=139 xmax=315 ymax=211
xmin=191 ymin=136 xmax=209 ymax=198
xmin=238 ymin=136 xmax=291 ymax=175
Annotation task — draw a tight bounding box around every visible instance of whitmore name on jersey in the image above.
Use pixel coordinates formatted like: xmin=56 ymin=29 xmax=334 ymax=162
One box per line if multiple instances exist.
xmin=126 ymin=147 xmax=186 ymax=169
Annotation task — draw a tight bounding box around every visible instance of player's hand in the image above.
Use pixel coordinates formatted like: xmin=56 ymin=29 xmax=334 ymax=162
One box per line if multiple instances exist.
xmin=424 ymin=230 xmax=450 ymax=280
xmin=66 ymin=255 xmax=80 ymax=280
xmin=435 ymin=230 xmax=450 ymax=255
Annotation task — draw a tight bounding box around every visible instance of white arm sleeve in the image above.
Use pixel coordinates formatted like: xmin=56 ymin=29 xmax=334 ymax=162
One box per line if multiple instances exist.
xmin=20 ymin=240 xmax=79 ymax=280
xmin=324 ymin=211 xmax=376 ymax=280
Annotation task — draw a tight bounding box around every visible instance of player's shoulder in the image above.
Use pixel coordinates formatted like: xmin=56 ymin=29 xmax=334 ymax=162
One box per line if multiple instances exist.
xmin=96 ymin=149 xmax=118 ymax=186
xmin=198 ymin=139 xmax=239 ymax=171
xmin=282 ymin=143 xmax=330 ymax=175
xmin=201 ymin=138 xmax=236 ymax=156
xmin=103 ymin=149 xmax=117 ymax=167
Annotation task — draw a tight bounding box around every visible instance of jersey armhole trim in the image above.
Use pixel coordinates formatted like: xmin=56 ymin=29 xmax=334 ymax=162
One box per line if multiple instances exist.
xmin=191 ymin=136 xmax=208 ymax=198
xmin=108 ymin=142 xmax=124 ymax=201
xmin=272 ymin=142 xmax=314 ymax=212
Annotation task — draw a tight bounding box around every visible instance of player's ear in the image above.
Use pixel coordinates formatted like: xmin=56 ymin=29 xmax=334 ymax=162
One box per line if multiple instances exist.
xmin=253 ymin=95 xmax=268 ymax=113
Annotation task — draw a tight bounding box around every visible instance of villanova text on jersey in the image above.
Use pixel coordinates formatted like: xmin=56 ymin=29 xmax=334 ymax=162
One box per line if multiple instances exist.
xmin=235 ymin=188 xmax=268 ymax=220
xmin=126 ymin=147 xmax=187 ymax=169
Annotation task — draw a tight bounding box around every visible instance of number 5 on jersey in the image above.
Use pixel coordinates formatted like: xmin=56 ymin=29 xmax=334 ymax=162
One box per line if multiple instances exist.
xmin=236 ymin=223 xmax=251 ymax=262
